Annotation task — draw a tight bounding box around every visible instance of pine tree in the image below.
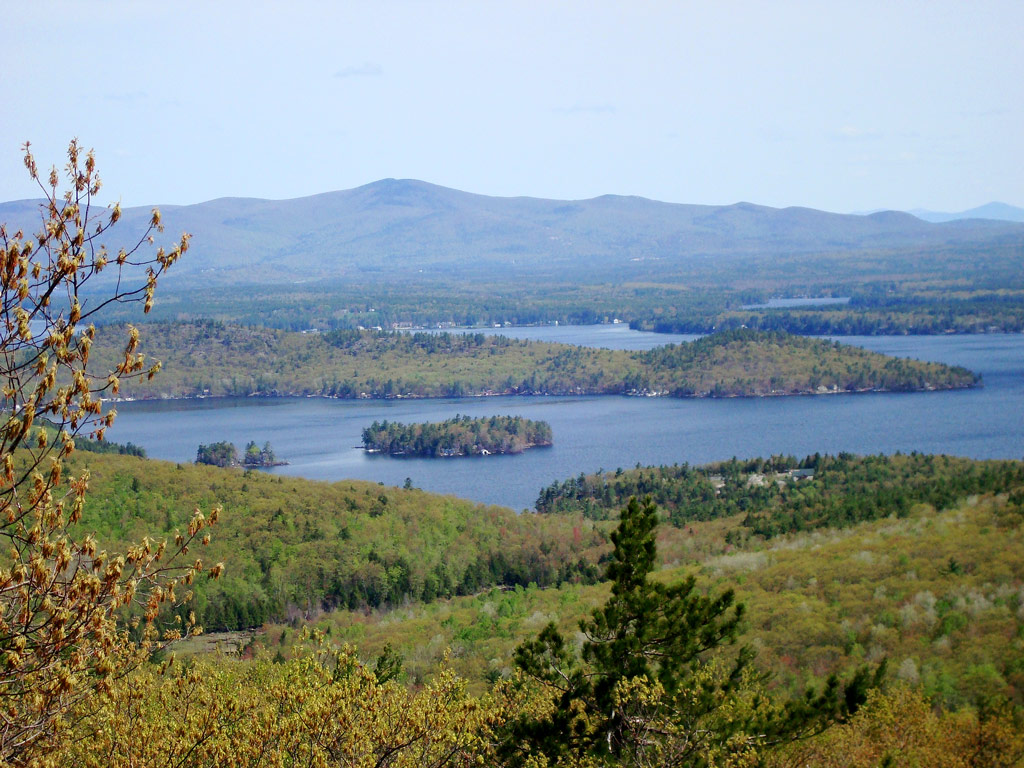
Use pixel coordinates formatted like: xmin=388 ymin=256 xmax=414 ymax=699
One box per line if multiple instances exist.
xmin=508 ymin=496 xmax=881 ymax=767
xmin=510 ymin=496 xmax=751 ymax=765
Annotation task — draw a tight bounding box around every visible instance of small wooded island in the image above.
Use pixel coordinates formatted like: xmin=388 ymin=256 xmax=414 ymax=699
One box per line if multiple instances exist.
xmin=196 ymin=440 xmax=288 ymax=468
xmin=362 ymin=415 xmax=553 ymax=457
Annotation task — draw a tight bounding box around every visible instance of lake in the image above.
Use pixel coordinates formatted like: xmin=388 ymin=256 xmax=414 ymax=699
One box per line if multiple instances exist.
xmin=105 ymin=329 xmax=1024 ymax=512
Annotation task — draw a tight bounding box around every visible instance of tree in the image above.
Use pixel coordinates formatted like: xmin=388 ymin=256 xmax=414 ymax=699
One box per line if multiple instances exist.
xmin=56 ymin=643 xmax=497 ymax=767
xmin=766 ymin=686 xmax=1024 ymax=768
xmin=508 ymin=496 xmax=880 ymax=767
xmin=508 ymin=497 xmax=752 ymax=765
xmin=197 ymin=441 xmax=239 ymax=467
xmin=260 ymin=440 xmax=276 ymax=465
xmin=0 ymin=140 xmax=221 ymax=762
xmin=245 ymin=440 xmax=261 ymax=465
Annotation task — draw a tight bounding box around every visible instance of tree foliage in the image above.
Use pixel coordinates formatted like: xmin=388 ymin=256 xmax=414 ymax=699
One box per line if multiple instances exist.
xmin=766 ymin=685 xmax=1024 ymax=768
xmin=537 ymin=453 xmax=1024 ymax=540
xmin=507 ymin=497 xmax=880 ymax=766
xmin=362 ymin=415 xmax=552 ymax=457
xmin=507 ymin=497 xmax=753 ymax=764
xmin=195 ymin=441 xmax=239 ymax=468
xmin=196 ymin=440 xmax=281 ymax=468
xmin=244 ymin=440 xmax=277 ymax=466
xmin=71 ymin=452 xmax=604 ymax=631
xmin=0 ymin=141 xmax=221 ymax=763
xmin=86 ymin=218 xmax=1024 ymax=338
xmin=52 ymin=639 xmax=500 ymax=768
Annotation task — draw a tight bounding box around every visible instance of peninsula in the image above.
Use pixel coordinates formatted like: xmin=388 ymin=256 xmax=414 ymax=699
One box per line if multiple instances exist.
xmin=88 ymin=322 xmax=979 ymax=400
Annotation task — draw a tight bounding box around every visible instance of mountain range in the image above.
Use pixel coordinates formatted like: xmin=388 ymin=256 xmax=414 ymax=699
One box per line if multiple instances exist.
xmin=2 ymin=180 xmax=1023 ymax=286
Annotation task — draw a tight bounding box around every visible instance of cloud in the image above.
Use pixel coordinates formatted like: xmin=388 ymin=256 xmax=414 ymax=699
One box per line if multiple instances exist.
xmin=554 ymin=103 xmax=617 ymax=115
xmin=334 ymin=63 xmax=383 ymax=79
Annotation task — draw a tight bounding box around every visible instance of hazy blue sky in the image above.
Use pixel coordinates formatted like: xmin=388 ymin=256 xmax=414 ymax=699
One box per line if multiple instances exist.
xmin=4 ymin=1 xmax=1021 ymax=212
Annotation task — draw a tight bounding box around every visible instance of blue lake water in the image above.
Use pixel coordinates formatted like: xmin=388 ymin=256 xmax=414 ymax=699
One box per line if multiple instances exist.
xmin=106 ymin=329 xmax=1024 ymax=512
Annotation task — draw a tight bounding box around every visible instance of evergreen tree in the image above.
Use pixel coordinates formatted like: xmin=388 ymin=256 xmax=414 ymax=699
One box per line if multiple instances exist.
xmin=508 ymin=496 xmax=881 ymax=767
xmin=510 ymin=497 xmax=751 ymax=765
xmin=244 ymin=440 xmax=261 ymax=465
xmin=261 ymin=440 xmax=276 ymax=464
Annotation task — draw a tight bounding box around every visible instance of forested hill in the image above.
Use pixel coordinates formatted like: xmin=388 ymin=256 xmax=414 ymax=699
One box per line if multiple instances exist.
xmin=536 ymin=453 xmax=1024 ymax=538
xmin=69 ymin=451 xmax=604 ymax=632
xmin=293 ymin=464 xmax=1024 ymax=715
xmin=87 ymin=322 xmax=978 ymax=399
xmin=71 ymin=447 xmax=1024 ymax=712
xmin=4 ymin=180 xmax=1023 ymax=286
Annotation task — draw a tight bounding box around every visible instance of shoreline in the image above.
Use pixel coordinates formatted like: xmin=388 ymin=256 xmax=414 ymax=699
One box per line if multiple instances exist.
xmin=100 ymin=379 xmax=980 ymax=406
xmin=363 ymin=440 xmax=553 ymax=458
xmin=336 ymin=321 xmax=1024 ymax=337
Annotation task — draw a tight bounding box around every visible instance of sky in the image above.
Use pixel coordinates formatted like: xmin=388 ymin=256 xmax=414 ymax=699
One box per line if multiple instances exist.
xmin=3 ymin=1 xmax=1022 ymax=213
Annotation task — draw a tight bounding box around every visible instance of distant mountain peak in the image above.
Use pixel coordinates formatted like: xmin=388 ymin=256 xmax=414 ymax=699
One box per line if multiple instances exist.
xmin=907 ymin=202 xmax=1024 ymax=224
xmin=865 ymin=209 xmax=921 ymax=224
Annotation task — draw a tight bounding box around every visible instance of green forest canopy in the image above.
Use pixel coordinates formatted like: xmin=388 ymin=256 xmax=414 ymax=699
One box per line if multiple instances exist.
xmin=362 ymin=415 xmax=552 ymax=457
xmin=84 ymin=322 xmax=978 ymax=400
xmin=69 ymin=447 xmax=1023 ymax=652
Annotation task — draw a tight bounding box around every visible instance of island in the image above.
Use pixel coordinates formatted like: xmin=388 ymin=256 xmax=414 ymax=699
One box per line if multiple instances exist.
xmin=196 ymin=440 xmax=288 ymax=468
xmin=362 ymin=415 xmax=553 ymax=457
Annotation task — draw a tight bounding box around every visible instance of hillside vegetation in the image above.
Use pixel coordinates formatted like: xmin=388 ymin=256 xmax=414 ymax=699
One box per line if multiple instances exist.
xmin=633 ymin=289 xmax=1024 ymax=336
xmin=49 ymin=444 xmax=1024 ymax=763
xmin=66 ymin=451 xmax=603 ymax=632
xmin=67 ymin=446 xmax=1024 ymax=713
xmin=536 ymin=453 xmax=1024 ymax=538
xmin=85 ymin=322 xmax=977 ymax=399
xmin=265 ymin=477 xmax=1024 ymax=712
